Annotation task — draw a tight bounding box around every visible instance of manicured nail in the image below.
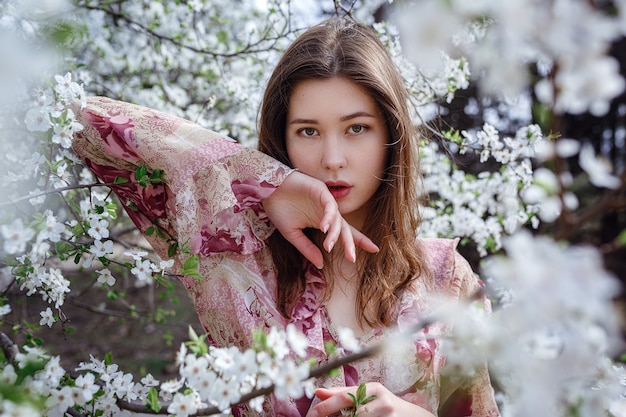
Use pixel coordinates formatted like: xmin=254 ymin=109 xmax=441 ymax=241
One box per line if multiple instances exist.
xmin=316 ymin=263 xmax=324 ymax=269
xmin=322 ymin=223 xmax=329 ymax=234
xmin=327 ymin=240 xmax=335 ymax=252
xmin=351 ymin=247 xmax=356 ymax=263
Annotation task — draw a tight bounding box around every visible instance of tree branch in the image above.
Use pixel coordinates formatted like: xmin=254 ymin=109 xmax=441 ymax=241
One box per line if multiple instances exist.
xmin=75 ymin=2 xmax=303 ymax=59
xmin=0 ymin=332 xmax=19 ymax=364
xmin=114 ymin=308 xmax=444 ymax=416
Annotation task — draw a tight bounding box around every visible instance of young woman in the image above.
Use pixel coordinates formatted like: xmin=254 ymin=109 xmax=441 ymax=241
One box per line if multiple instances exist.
xmin=72 ymin=17 xmax=500 ymax=417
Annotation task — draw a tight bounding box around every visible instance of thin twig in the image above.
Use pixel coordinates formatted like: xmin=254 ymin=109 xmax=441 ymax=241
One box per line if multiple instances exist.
xmin=0 ymin=182 xmax=110 ymax=207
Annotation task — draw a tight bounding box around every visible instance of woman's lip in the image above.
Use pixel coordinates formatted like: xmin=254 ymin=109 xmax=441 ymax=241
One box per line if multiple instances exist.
xmin=325 ymin=181 xmax=351 ymax=188
xmin=325 ymin=181 xmax=352 ymax=199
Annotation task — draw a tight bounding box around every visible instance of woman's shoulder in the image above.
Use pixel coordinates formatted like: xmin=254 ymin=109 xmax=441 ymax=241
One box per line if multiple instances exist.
xmin=415 ymin=237 xmax=481 ymax=298
xmin=416 ymin=237 xmax=461 ymax=279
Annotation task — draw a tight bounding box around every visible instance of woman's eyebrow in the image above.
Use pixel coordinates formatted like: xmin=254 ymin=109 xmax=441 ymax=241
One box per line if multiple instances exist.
xmin=288 ymin=111 xmax=376 ymax=125
xmin=339 ymin=111 xmax=376 ymax=121
xmin=288 ymin=118 xmax=317 ymax=125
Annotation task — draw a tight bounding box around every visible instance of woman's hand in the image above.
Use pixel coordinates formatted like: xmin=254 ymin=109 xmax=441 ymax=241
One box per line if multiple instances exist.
xmin=306 ymin=383 xmax=436 ymax=417
xmin=262 ymin=171 xmax=378 ymax=268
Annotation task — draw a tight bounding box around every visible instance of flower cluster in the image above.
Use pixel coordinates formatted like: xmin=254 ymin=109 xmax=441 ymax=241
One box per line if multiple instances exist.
xmin=68 ymin=0 xmax=300 ymax=146
xmin=440 ymin=230 xmax=625 ymax=416
xmin=420 ymin=123 xmax=543 ymax=255
xmin=522 ymin=138 xmax=622 ymax=222
xmin=167 ymin=326 xmax=315 ymax=415
xmin=0 ymin=325 xmax=316 ymax=417
xmin=373 ymin=20 xmax=471 ymax=107
xmin=394 ymin=0 xmax=626 ymax=116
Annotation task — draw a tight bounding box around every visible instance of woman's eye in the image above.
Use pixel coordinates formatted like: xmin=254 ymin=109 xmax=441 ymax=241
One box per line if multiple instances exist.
xmin=300 ymin=127 xmax=318 ymax=137
xmin=348 ymin=124 xmax=366 ymax=134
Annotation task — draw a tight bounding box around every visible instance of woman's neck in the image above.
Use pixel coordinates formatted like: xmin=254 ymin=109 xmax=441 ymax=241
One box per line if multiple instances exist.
xmin=324 ymin=248 xmax=372 ymax=337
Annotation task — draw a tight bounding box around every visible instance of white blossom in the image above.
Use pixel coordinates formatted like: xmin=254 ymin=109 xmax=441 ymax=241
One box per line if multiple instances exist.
xmin=74 ymin=373 xmax=99 ymax=404
xmin=39 ymin=307 xmax=55 ymax=327
xmin=578 ymin=144 xmax=621 ymax=189
xmin=87 ymin=217 xmax=110 ymax=240
xmin=273 ymin=360 xmax=310 ymax=400
xmin=1 ymin=218 xmax=35 ymax=254
xmin=207 ymin=377 xmax=239 ymax=413
xmin=337 ymin=327 xmax=360 ymax=352
xmin=0 ymin=304 xmax=12 ymax=317
xmin=0 ymin=400 xmax=41 ymax=417
xmin=286 ymin=324 xmax=308 ymax=358
xmin=266 ymin=326 xmax=289 ymax=359
xmin=90 ymin=239 xmax=114 ymax=257
xmin=167 ymin=392 xmax=200 ymax=417
xmin=24 ymin=106 xmax=51 ymax=132
xmin=54 ymin=73 xmax=83 ymax=101
xmin=140 ymin=373 xmax=160 ymax=387
xmin=37 ymin=211 xmax=66 ymax=243
xmin=130 ymin=259 xmax=155 ymax=285
xmin=96 ymin=268 xmax=116 ymax=286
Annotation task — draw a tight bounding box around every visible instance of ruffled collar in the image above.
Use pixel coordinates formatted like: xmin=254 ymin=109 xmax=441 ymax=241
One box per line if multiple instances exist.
xmin=290 ymin=264 xmax=327 ymax=322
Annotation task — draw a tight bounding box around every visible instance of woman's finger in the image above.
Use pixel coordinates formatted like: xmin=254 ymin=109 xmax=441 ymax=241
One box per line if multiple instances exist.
xmin=284 ymin=229 xmax=325 ymax=269
xmin=306 ymin=388 xmax=356 ymax=417
xmin=339 ymin=219 xmax=357 ymax=263
xmin=350 ymin=226 xmax=379 ymax=254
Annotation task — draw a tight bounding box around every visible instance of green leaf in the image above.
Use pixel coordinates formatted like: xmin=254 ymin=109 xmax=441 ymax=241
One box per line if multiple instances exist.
xmin=183 ymin=255 xmax=199 ymax=269
xmin=103 ymin=352 xmax=113 ymax=365
xmin=146 ymin=387 xmax=161 ymax=412
xmin=73 ymin=252 xmax=83 ymax=264
xmin=185 ymin=326 xmax=208 ymax=355
xmin=217 ymin=30 xmax=229 ymax=44
xmin=54 ymin=241 xmax=74 ymax=260
xmin=356 ymin=382 xmax=366 ymax=402
xmin=167 ymin=241 xmax=179 ymax=258
xmin=442 ymin=128 xmax=463 ymax=144
xmin=345 ymin=382 xmax=377 ymax=417
xmin=532 ymin=101 xmax=553 ymax=133
xmin=106 ymin=202 xmax=118 ymax=218
xmin=324 ymin=340 xmax=337 ymax=356
xmin=135 ymin=164 xmax=148 ymax=181
xmin=113 ymin=176 xmax=129 ymax=185
xmin=182 ymin=255 xmax=202 ymax=279
xmin=47 ymin=22 xmax=87 ymax=49
xmin=151 ymin=169 xmax=165 ymax=183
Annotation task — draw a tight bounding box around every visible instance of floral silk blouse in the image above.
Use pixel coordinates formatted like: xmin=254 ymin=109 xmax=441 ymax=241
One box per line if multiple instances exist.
xmin=72 ymin=96 xmax=500 ymax=417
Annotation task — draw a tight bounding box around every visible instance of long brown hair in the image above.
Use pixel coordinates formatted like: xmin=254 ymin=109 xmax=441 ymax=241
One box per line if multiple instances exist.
xmin=258 ymin=18 xmax=429 ymax=327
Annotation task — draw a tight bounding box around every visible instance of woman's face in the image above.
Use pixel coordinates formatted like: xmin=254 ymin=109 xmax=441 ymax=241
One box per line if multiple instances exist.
xmin=285 ymin=77 xmax=389 ymax=230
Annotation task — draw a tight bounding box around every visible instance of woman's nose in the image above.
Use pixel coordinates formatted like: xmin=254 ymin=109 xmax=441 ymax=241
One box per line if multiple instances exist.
xmin=321 ymin=136 xmax=347 ymax=170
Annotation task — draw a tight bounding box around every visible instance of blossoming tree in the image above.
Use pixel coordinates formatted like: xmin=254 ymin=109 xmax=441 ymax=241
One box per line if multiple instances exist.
xmin=1 ymin=0 xmax=625 ymax=416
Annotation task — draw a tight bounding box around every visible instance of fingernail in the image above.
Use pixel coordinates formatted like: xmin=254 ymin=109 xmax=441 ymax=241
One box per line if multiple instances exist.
xmin=327 ymin=240 xmax=335 ymax=252
xmin=351 ymin=248 xmax=356 ymax=263
xmin=322 ymin=224 xmax=329 ymax=234
xmin=316 ymin=263 xmax=324 ymax=269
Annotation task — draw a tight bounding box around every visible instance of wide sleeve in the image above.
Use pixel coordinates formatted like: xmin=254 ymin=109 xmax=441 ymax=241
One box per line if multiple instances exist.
xmin=438 ymin=242 xmax=500 ymax=417
xmin=71 ymin=96 xmax=294 ymax=264
xmin=417 ymin=238 xmax=500 ymax=417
